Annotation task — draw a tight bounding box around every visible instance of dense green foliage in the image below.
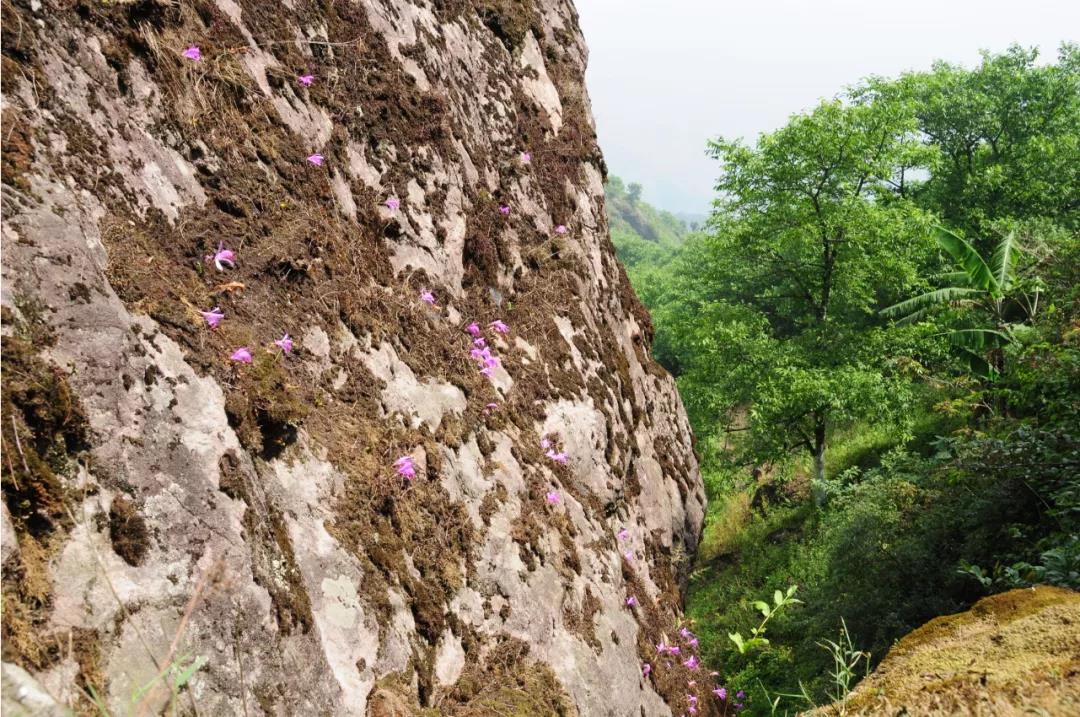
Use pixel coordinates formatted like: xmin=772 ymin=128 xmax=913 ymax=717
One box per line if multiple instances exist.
xmin=611 ymin=44 xmax=1080 ymax=714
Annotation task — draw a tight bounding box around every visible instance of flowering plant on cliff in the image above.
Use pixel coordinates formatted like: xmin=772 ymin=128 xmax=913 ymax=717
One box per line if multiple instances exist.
xmin=208 ymin=242 xmax=235 ymax=271
xmin=230 ymin=347 xmax=252 ymax=364
xmin=307 ymin=153 xmax=324 ymax=166
xmin=395 ymin=455 xmax=416 ymax=481
xmin=182 ymin=46 xmax=201 ymax=61
xmin=274 ymin=333 xmax=293 ymax=355
xmin=200 ymin=307 xmax=224 ymax=328
xmin=298 ymin=74 xmax=314 ymax=86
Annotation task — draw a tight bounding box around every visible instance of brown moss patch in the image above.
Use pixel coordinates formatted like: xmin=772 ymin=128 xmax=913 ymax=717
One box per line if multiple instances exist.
xmin=108 ymin=495 xmax=150 ymax=566
xmin=811 ymin=586 xmax=1080 ymax=716
xmin=437 ymin=635 xmax=579 ymax=716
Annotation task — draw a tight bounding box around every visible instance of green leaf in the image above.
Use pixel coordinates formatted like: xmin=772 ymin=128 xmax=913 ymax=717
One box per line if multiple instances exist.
xmin=882 ymin=286 xmax=983 ymax=320
xmin=729 ymin=632 xmax=746 ymax=653
xmin=753 ymin=600 xmax=771 ymax=617
xmin=172 ymin=655 xmax=208 ymax=690
xmin=934 ymin=226 xmax=998 ymax=294
xmin=774 ymin=589 xmax=784 ymax=606
xmin=990 ymin=230 xmax=1018 ymax=292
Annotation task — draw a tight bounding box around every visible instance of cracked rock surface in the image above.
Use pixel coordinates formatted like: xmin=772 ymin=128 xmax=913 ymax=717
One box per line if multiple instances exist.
xmin=1 ymin=1 xmax=704 ymax=714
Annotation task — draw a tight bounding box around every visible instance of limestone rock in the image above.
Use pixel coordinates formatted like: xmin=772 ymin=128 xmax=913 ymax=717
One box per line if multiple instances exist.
xmin=0 ymin=1 xmax=704 ymax=715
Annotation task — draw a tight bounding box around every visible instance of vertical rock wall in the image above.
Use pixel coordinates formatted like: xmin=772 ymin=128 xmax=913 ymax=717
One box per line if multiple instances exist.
xmin=1 ymin=1 xmax=705 ymax=714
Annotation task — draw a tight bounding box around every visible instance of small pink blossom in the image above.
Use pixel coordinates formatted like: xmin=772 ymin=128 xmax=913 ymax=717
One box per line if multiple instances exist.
xmin=298 ymin=74 xmax=315 ymax=86
xmin=656 ymin=642 xmax=667 ymax=654
xmin=668 ymin=645 xmax=681 ymax=655
xmin=546 ymin=491 xmax=561 ymax=504
xmin=209 ymin=241 xmax=236 ymax=271
xmin=683 ymin=655 xmax=699 ymax=670
xmin=182 ymin=46 xmax=201 ymax=61
xmin=689 ymin=638 xmax=699 ymax=649
xmin=626 ymin=596 xmax=637 ymax=607
xmin=713 ymin=687 xmax=726 ymax=701
xmin=520 ymin=151 xmax=531 ymax=164
xmin=642 ymin=663 xmax=652 ymax=677
xmin=395 ymin=455 xmax=416 ymax=480
xmin=624 ymin=550 xmax=634 ymax=562
xmin=420 ymin=290 xmax=436 ymax=305
xmin=466 ymin=322 xmax=482 ymax=337
xmin=541 ymin=438 xmax=552 ymax=450
xmin=473 ymin=337 xmax=487 ymax=348
xmin=555 ymin=224 xmax=567 ymax=235
xmin=386 ymin=197 xmax=400 ymax=212
xmin=489 ymin=319 xmax=509 ymax=334
xmin=230 ymin=347 xmax=252 ymax=364
xmin=688 ymin=695 xmax=698 ymax=706
xmin=617 ymin=528 xmax=630 ymax=541
xmin=546 ymin=449 xmax=568 ymax=465
xmin=688 ymin=707 xmax=697 ymax=715
xmin=274 ymin=333 xmax=293 ymax=355
xmin=480 ymin=366 xmax=493 ymax=377
xmin=680 ymin=627 xmax=694 ymax=639
xmin=307 ymin=153 xmax=324 ymax=166
xmin=483 ymin=402 xmax=499 ymax=414
xmin=498 ymin=205 xmax=510 ymax=216
xmin=200 ymin=307 xmax=224 ymax=328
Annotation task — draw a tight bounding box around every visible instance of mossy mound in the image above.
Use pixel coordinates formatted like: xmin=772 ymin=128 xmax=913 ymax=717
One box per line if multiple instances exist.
xmin=812 ymin=586 xmax=1080 ymax=716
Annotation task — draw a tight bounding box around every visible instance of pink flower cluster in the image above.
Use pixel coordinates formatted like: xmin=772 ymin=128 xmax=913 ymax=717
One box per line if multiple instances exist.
xmin=644 ymin=625 xmax=742 ymax=715
xmin=541 ymin=437 xmax=568 ymax=465
xmin=199 ymin=244 xmax=294 ymax=364
xmin=466 ymin=320 xmax=510 ymax=379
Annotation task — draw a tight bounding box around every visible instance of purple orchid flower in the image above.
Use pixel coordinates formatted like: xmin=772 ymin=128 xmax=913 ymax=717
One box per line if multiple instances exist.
xmin=395 ymin=455 xmax=416 ymax=480
xmin=209 ymin=241 xmax=235 ymax=271
xmin=683 ymin=655 xmax=699 ymax=670
xmin=230 ymin=347 xmax=252 ymax=364
xmin=298 ymin=74 xmax=315 ymax=86
xmin=498 ymin=205 xmax=510 ymax=216
xmin=617 ymin=528 xmax=630 ymax=541
xmin=489 ymin=319 xmax=509 ymax=334
xmin=466 ymin=322 xmax=481 ymax=337
xmin=200 ymin=307 xmax=224 ymax=328
xmin=420 ymin=290 xmax=436 ymax=306
xmin=386 ymin=197 xmax=400 ymax=212
xmin=274 ymin=333 xmax=293 ymax=355
xmin=182 ymin=46 xmax=201 ymax=61
xmin=736 ymin=691 xmax=745 ymax=700
xmin=546 ymin=491 xmax=561 ymax=504
xmin=624 ymin=550 xmax=634 ymax=562
xmin=479 ymin=366 xmax=493 ymax=377
xmin=473 ymin=337 xmax=486 ymax=348
xmin=626 ymin=596 xmax=637 ymax=607
xmin=554 ymin=224 xmax=567 ymax=235
xmin=642 ymin=663 xmax=651 ymax=677
xmin=713 ymin=687 xmax=726 ymax=701
xmin=307 ymin=153 xmax=324 ymax=166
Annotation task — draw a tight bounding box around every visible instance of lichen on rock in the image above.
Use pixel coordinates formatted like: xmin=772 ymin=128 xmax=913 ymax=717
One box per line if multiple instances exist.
xmin=812 ymin=586 xmax=1080 ymax=716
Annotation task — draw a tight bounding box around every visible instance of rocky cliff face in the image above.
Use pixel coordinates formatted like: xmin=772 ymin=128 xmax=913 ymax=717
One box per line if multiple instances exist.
xmin=1 ymin=1 xmax=705 ymax=715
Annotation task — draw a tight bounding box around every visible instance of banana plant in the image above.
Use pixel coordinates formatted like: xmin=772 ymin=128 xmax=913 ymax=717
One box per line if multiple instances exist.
xmin=882 ymin=226 xmax=1042 ymax=379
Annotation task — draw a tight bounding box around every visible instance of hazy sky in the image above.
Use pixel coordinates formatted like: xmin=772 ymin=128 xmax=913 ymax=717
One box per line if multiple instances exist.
xmin=576 ymin=0 xmax=1080 ymax=215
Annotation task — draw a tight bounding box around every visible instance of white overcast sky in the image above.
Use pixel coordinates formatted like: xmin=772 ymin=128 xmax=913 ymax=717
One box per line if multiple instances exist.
xmin=576 ymin=0 xmax=1080 ymax=215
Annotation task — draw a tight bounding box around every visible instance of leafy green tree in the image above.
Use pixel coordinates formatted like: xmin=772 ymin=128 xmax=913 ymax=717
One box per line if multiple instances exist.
xmin=869 ymin=44 xmax=1080 ymax=238
xmin=688 ymin=96 xmax=934 ymax=484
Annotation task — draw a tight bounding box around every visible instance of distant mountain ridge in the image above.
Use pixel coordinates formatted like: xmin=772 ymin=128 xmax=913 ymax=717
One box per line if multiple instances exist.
xmin=605 ymin=175 xmax=693 ymax=247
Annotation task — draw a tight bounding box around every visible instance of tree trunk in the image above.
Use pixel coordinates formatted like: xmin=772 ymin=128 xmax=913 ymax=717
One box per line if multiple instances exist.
xmin=812 ymin=416 xmax=827 ymax=487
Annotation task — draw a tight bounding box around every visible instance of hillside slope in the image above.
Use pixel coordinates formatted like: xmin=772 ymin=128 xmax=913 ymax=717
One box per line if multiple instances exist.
xmin=0 ymin=2 xmax=705 ymax=715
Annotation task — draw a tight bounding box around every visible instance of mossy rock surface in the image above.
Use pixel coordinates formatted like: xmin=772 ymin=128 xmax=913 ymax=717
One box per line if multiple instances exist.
xmin=811 ymin=585 xmax=1080 ymax=716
